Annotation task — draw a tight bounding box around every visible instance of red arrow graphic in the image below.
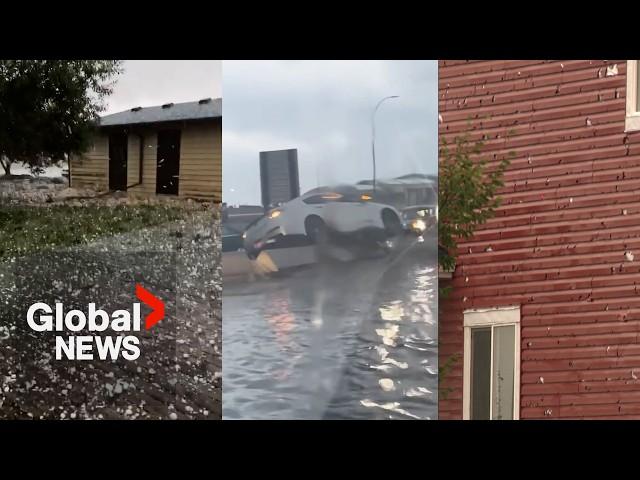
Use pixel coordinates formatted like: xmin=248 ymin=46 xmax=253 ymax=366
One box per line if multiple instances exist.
xmin=136 ymin=284 xmax=165 ymax=330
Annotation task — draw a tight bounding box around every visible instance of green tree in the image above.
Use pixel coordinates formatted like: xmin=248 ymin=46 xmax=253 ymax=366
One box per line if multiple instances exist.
xmin=438 ymin=132 xmax=512 ymax=277
xmin=0 ymin=60 xmax=122 ymax=176
xmin=437 ymin=130 xmax=512 ymax=398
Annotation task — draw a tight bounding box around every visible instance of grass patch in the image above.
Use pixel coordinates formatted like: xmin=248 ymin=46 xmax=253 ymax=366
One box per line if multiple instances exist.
xmin=0 ymin=204 xmax=183 ymax=260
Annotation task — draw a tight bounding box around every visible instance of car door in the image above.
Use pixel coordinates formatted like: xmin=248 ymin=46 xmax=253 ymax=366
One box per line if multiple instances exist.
xmin=300 ymin=192 xmax=350 ymax=231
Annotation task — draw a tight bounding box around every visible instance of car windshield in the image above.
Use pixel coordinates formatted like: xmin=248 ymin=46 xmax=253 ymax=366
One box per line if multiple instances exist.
xmin=302 ymin=185 xmax=368 ymax=203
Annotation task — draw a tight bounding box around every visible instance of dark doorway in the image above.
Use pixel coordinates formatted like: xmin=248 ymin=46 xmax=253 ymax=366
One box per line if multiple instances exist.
xmin=156 ymin=130 xmax=181 ymax=195
xmin=108 ymin=132 xmax=128 ymax=191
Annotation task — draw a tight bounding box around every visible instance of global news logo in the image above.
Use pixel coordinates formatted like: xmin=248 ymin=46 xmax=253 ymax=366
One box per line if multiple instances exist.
xmin=26 ymin=284 xmax=164 ymax=361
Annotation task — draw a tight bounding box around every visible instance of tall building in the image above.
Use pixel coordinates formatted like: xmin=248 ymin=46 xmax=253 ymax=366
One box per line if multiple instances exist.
xmin=259 ymin=148 xmax=300 ymax=210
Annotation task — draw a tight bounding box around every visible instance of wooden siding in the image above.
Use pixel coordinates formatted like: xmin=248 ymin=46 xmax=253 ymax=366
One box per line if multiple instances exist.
xmin=439 ymin=60 xmax=640 ymax=419
xmin=127 ymin=130 xmax=157 ymax=197
xmin=69 ymin=133 xmax=109 ymax=191
xmin=178 ymin=120 xmax=221 ymax=201
xmin=126 ymin=134 xmax=141 ymax=189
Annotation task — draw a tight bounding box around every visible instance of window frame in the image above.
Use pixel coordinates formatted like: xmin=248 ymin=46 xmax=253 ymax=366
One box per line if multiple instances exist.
xmin=625 ymin=60 xmax=640 ymax=133
xmin=462 ymin=306 xmax=521 ymax=420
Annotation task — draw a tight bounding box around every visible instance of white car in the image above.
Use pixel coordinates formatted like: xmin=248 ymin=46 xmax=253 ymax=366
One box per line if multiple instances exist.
xmin=243 ymin=185 xmax=404 ymax=259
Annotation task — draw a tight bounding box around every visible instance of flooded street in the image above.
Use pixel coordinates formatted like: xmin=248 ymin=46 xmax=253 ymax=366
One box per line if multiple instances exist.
xmin=223 ymin=231 xmax=437 ymax=420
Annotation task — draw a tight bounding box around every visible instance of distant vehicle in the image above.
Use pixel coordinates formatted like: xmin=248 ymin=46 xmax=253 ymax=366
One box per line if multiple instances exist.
xmin=222 ymin=224 xmax=245 ymax=253
xmin=243 ymin=185 xmax=404 ymax=259
xmin=356 ymin=175 xmax=438 ymax=235
xmin=401 ymin=205 xmax=437 ymax=234
xmin=222 ymin=204 xmax=265 ymax=253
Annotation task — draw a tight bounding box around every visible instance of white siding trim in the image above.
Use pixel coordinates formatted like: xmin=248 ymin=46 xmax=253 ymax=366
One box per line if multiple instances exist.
xmin=462 ymin=306 xmax=521 ymax=420
xmin=462 ymin=326 xmax=471 ymax=420
xmin=464 ymin=305 xmax=520 ymax=327
xmin=514 ymin=321 xmax=521 ymax=420
xmin=625 ymin=60 xmax=640 ymax=133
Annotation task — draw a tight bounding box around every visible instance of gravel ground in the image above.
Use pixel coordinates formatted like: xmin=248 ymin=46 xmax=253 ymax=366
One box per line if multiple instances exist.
xmin=0 ymin=203 xmax=221 ymax=420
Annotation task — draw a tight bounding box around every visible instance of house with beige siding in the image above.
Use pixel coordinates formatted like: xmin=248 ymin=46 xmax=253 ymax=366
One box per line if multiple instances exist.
xmin=69 ymin=98 xmax=221 ymax=201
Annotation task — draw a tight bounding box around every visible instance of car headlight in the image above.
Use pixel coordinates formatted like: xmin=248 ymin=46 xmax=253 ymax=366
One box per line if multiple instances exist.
xmin=242 ymin=232 xmax=246 ymax=239
xmin=411 ymin=219 xmax=427 ymax=232
xmin=268 ymin=209 xmax=282 ymax=219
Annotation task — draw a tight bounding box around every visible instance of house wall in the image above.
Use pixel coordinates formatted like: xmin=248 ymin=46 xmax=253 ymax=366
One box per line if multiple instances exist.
xmin=439 ymin=60 xmax=640 ymax=419
xmin=70 ymin=119 xmax=221 ymax=201
xmin=179 ymin=119 xmax=221 ymax=201
xmin=127 ymin=130 xmax=158 ymax=196
xmin=69 ymin=132 xmax=109 ymax=191
xmin=127 ymin=134 xmax=141 ymax=189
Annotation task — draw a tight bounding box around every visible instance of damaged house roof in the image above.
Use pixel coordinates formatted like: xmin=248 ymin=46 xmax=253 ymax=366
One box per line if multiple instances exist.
xmin=99 ymin=98 xmax=222 ymax=127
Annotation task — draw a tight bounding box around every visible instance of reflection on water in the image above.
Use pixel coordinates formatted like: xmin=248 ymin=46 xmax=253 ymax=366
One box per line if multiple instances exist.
xmin=223 ymin=237 xmax=437 ymax=420
xmin=340 ymin=263 xmax=437 ymax=420
xmin=264 ymin=290 xmax=296 ymax=347
xmin=262 ymin=290 xmax=304 ymax=381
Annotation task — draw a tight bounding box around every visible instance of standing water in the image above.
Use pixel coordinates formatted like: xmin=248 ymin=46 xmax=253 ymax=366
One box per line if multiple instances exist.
xmin=223 ymin=233 xmax=438 ymax=420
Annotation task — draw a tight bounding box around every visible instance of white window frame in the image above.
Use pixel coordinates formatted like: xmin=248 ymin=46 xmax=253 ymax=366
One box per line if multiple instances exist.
xmin=625 ymin=60 xmax=640 ymax=133
xmin=463 ymin=306 xmax=521 ymax=420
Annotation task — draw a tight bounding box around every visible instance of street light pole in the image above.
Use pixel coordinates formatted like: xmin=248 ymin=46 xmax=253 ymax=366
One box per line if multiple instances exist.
xmin=371 ymin=95 xmax=399 ymax=194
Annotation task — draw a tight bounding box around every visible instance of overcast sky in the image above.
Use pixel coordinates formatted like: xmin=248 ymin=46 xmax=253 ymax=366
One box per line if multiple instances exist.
xmin=223 ymin=60 xmax=437 ymax=206
xmin=104 ymin=60 xmax=222 ymax=115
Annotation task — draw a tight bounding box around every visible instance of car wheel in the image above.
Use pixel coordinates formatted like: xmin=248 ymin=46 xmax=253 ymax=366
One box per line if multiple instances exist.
xmin=305 ymin=215 xmax=328 ymax=243
xmin=382 ymin=209 xmax=403 ymax=237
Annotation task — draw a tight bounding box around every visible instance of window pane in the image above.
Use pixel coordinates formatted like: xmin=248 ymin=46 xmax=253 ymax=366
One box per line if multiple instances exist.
xmin=492 ymin=325 xmax=516 ymax=420
xmin=637 ymin=61 xmax=640 ymax=112
xmin=302 ymin=195 xmax=327 ymax=205
xmin=471 ymin=327 xmax=491 ymax=420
